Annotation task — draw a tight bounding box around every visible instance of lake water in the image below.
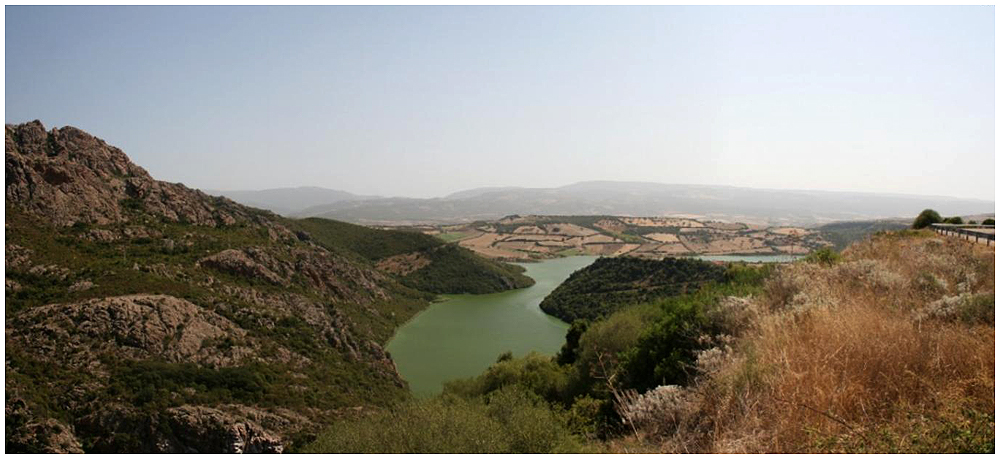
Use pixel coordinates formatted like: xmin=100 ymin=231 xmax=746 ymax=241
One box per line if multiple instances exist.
xmin=386 ymin=253 xmax=799 ymax=396
xmin=386 ymin=256 xmax=598 ymax=396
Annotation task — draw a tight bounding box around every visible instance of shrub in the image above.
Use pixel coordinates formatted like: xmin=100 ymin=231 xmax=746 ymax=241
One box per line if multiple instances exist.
xmin=982 ymin=218 xmax=994 ymax=226
xmin=483 ymin=385 xmax=582 ymax=453
xmin=619 ymin=298 xmax=710 ymax=391
xmin=556 ymin=320 xmax=589 ymax=365
xmin=305 ymin=386 xmax=582 ymax=453
xmin=444 ymin=352 xmax=571 ymax=404
xmin=574 ymin=304 xmax=663 ymax=389
xmin=912 ymin=209 xmax=942 ymax=229
xmin=304 ymin=397 xmax=508 ymax=453
xmin=804 ymin=247 xmax=841 ymax=266
xmin=943 ymin=216 xmax=964 ymax=224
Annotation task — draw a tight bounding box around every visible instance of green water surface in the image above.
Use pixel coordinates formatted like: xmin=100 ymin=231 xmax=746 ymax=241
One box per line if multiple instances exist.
xmin=386 ymin=256 xmax=597 ymax=396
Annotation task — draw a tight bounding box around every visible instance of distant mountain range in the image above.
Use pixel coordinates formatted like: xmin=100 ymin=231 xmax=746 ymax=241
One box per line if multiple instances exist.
xmin=208 ymin=181 xmax=993 ymax=227
xmin=203 ymin=186 xmax=377 ymax=216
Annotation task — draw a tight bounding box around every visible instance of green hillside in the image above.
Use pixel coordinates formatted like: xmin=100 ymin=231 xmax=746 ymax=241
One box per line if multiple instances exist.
xmin=291 ymin=217 xmax=534 ymax=294
xmin=3 ymin=121 xmax=535 ymax=453
xmin=538 ymin=256 xmax=727 ymax=322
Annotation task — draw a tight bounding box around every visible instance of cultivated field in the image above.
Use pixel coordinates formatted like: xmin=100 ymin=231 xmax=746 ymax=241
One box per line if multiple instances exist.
xmin=391 ymin=215 xmax=831 ymax=261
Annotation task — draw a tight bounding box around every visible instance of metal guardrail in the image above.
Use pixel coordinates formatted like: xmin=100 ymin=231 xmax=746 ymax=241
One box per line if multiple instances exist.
xmin=930 ymin=224 xmax=995 ymax=246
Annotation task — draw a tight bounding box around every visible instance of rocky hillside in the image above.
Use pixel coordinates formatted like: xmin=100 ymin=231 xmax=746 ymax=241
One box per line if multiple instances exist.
xmin=3 ymin=121 xmax=525 ymax=453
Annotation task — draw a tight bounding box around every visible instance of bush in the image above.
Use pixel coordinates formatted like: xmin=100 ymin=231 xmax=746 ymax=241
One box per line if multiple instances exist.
xmin=444 ymin=352 xmax=571 ymax=404
xmin=982 ymin=218 xmax=995 ymax=226
xmin=305 ymin=386 xmax=582 ymax=453
xmin=483 ymin=386 xmax=581 ymax=453
xmin=943 ymin=216 xmax=964 ymax=224
xmin=556 ymin=320 xmax=589 ymax=365
xmin=912 ymin=209 xmax=942 ymax=229
xmin=804 ymin=247 xmax=841 ymax=266
xmin=619 ymin=298 xmax=710 ymax=391
xmin=574 ymin=304 xmax=663 ymax=390
xmin=304 ymin=397 xmax=508 ymax=453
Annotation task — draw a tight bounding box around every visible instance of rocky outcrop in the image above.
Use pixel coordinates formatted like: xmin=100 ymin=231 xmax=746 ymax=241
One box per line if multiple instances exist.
xmin=6 ymin=393 xmax=84 ymax=454
xmin=74 ymin=403 xmax=287 ymax=453
xmin=5 ymin=121 xmax=251 ymax=227
xmin=5 ymin=121 xmax=422 ymax=453
xmin=160 ymin=405 xmax=285 ymax=453
xmin=7 ymin=294 xmax=255 ymax=368
xmin=199 ymin=249 xmax=289 ymax=286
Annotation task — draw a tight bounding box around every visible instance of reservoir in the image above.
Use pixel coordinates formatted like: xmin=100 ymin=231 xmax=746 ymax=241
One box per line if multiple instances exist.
xmin=386 ymin=253 xmax=799 ymax=396
xmin=386 ymin=256 xmax=598 ymax=396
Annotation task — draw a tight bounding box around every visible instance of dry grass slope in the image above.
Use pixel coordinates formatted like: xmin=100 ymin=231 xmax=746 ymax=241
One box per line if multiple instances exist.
xmin=615 ymin=230 xmax=994 ymax=453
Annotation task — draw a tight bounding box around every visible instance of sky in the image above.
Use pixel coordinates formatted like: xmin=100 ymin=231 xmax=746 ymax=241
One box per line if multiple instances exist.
xmin=5 ymin=6 xmax=995 ymax=201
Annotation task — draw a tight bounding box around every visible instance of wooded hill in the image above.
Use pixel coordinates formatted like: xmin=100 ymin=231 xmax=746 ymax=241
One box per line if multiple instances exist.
xmin=539 ymin=257 xmax=727 ymax=322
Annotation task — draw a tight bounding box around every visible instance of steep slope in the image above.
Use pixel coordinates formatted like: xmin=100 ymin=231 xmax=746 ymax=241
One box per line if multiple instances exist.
xmin=290 ymin=218 xmax=534 ymax=294
xmin=4 ymin=121 xmax=458 ymax=453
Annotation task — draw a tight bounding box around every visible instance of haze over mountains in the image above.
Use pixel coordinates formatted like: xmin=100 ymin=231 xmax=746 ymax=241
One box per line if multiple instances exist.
xmin=202 ymin=187 xmax=377 ymax=216
xmin=210 ymin=182 xmax=995 ymax=227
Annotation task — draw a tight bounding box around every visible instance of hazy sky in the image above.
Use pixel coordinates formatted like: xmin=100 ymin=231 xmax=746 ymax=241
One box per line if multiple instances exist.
xmin=6 ymin=6 xmax=995 ymax=200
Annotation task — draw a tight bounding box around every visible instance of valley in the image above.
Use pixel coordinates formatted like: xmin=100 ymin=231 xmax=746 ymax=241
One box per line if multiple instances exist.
xmin=397 ymin=214 xmax=829 ymax=261
xmin=2 ymin=121 xmax=537 ymax=453
xmin=4 ymin=121 xmax=994 ymax=454
xmin=386 ymin=256 xmax=596 ymax=396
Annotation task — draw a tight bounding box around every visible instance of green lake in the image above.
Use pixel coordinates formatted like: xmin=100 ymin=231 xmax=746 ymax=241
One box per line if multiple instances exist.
xmin=386 ymin=256 xmax=598 ymax=396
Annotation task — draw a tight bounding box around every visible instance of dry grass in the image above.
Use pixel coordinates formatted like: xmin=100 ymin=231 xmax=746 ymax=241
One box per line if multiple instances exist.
xmin=635 ymin=230 xmax=995 ymax=453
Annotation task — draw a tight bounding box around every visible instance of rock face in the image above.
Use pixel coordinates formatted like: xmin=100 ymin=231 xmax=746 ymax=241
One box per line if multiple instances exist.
xmin=7 ymin=294 xmax=252 ymax=368
xmin=5 ymin=120 xmax=249 ymax=227
xmin=5 ymin=121 xmax=424 ymax=453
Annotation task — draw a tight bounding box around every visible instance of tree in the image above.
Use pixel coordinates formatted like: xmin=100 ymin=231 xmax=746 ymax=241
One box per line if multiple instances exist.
xmin=912 ymin=209 xmax=942 ymax=229
xmin=982 ymin=218 xmax=995 ymax=226
xmin=943 ymin=216 xmax=964 ymax=224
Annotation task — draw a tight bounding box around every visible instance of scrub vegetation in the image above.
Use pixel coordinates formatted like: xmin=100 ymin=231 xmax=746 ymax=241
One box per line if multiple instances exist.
xmin=291 ymin=217 xmax=534 ymax=294
xmin=539 ymin=257 xmax=729 ymax=322
xmin=308 ymin=228 xmax=994 ymax=453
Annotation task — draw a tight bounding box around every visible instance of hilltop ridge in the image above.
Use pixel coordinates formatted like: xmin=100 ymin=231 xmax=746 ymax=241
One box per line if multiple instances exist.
xmin=4 ymin=121 xmax=530 ymax=453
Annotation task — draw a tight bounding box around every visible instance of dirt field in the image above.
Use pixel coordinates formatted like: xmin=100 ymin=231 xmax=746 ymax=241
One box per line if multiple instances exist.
xmin=768 ymin=227 xmax=809 ymax=236
xmin=419 ymin=215 xmax=828 ymax=260
xmin=645 ymin=233 xmax=681 ymax=243
xmin=543 ymin=223 xmax=598 ymax=237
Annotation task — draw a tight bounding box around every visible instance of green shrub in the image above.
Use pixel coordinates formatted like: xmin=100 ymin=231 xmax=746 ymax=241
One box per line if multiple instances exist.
xmin=574 ymin=304 xmax=663 ymax=388
xmin=982 ymin=218 xmax=995 ymax=226
xmin=556 ymin=320 xmax=589 ymax=365
xmin=444 ymin=352 xmax=571 ymax=404
xmin=804 ymin=247 xmax=841 ymax=266
xmin=304 ymin=397 xmax=508 ymax=453
xmin=483 ymin=386 xmax=581 ymax=453
xmin=619 ymin=297 xmax=709 ymax=391
xmin=913 ymin=209 xmax=942 ymax=229
xmin=305 ymin=386 xmax=581 ymax=453
xmin=957 ymin=293 xmax=995 ymax=325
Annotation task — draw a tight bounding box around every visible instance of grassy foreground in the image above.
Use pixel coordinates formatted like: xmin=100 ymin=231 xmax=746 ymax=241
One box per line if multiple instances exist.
xmin=306 ymin=230 xmax=993 ymax=453
xmin=611 ymin=230 xmax=994 ymax=453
